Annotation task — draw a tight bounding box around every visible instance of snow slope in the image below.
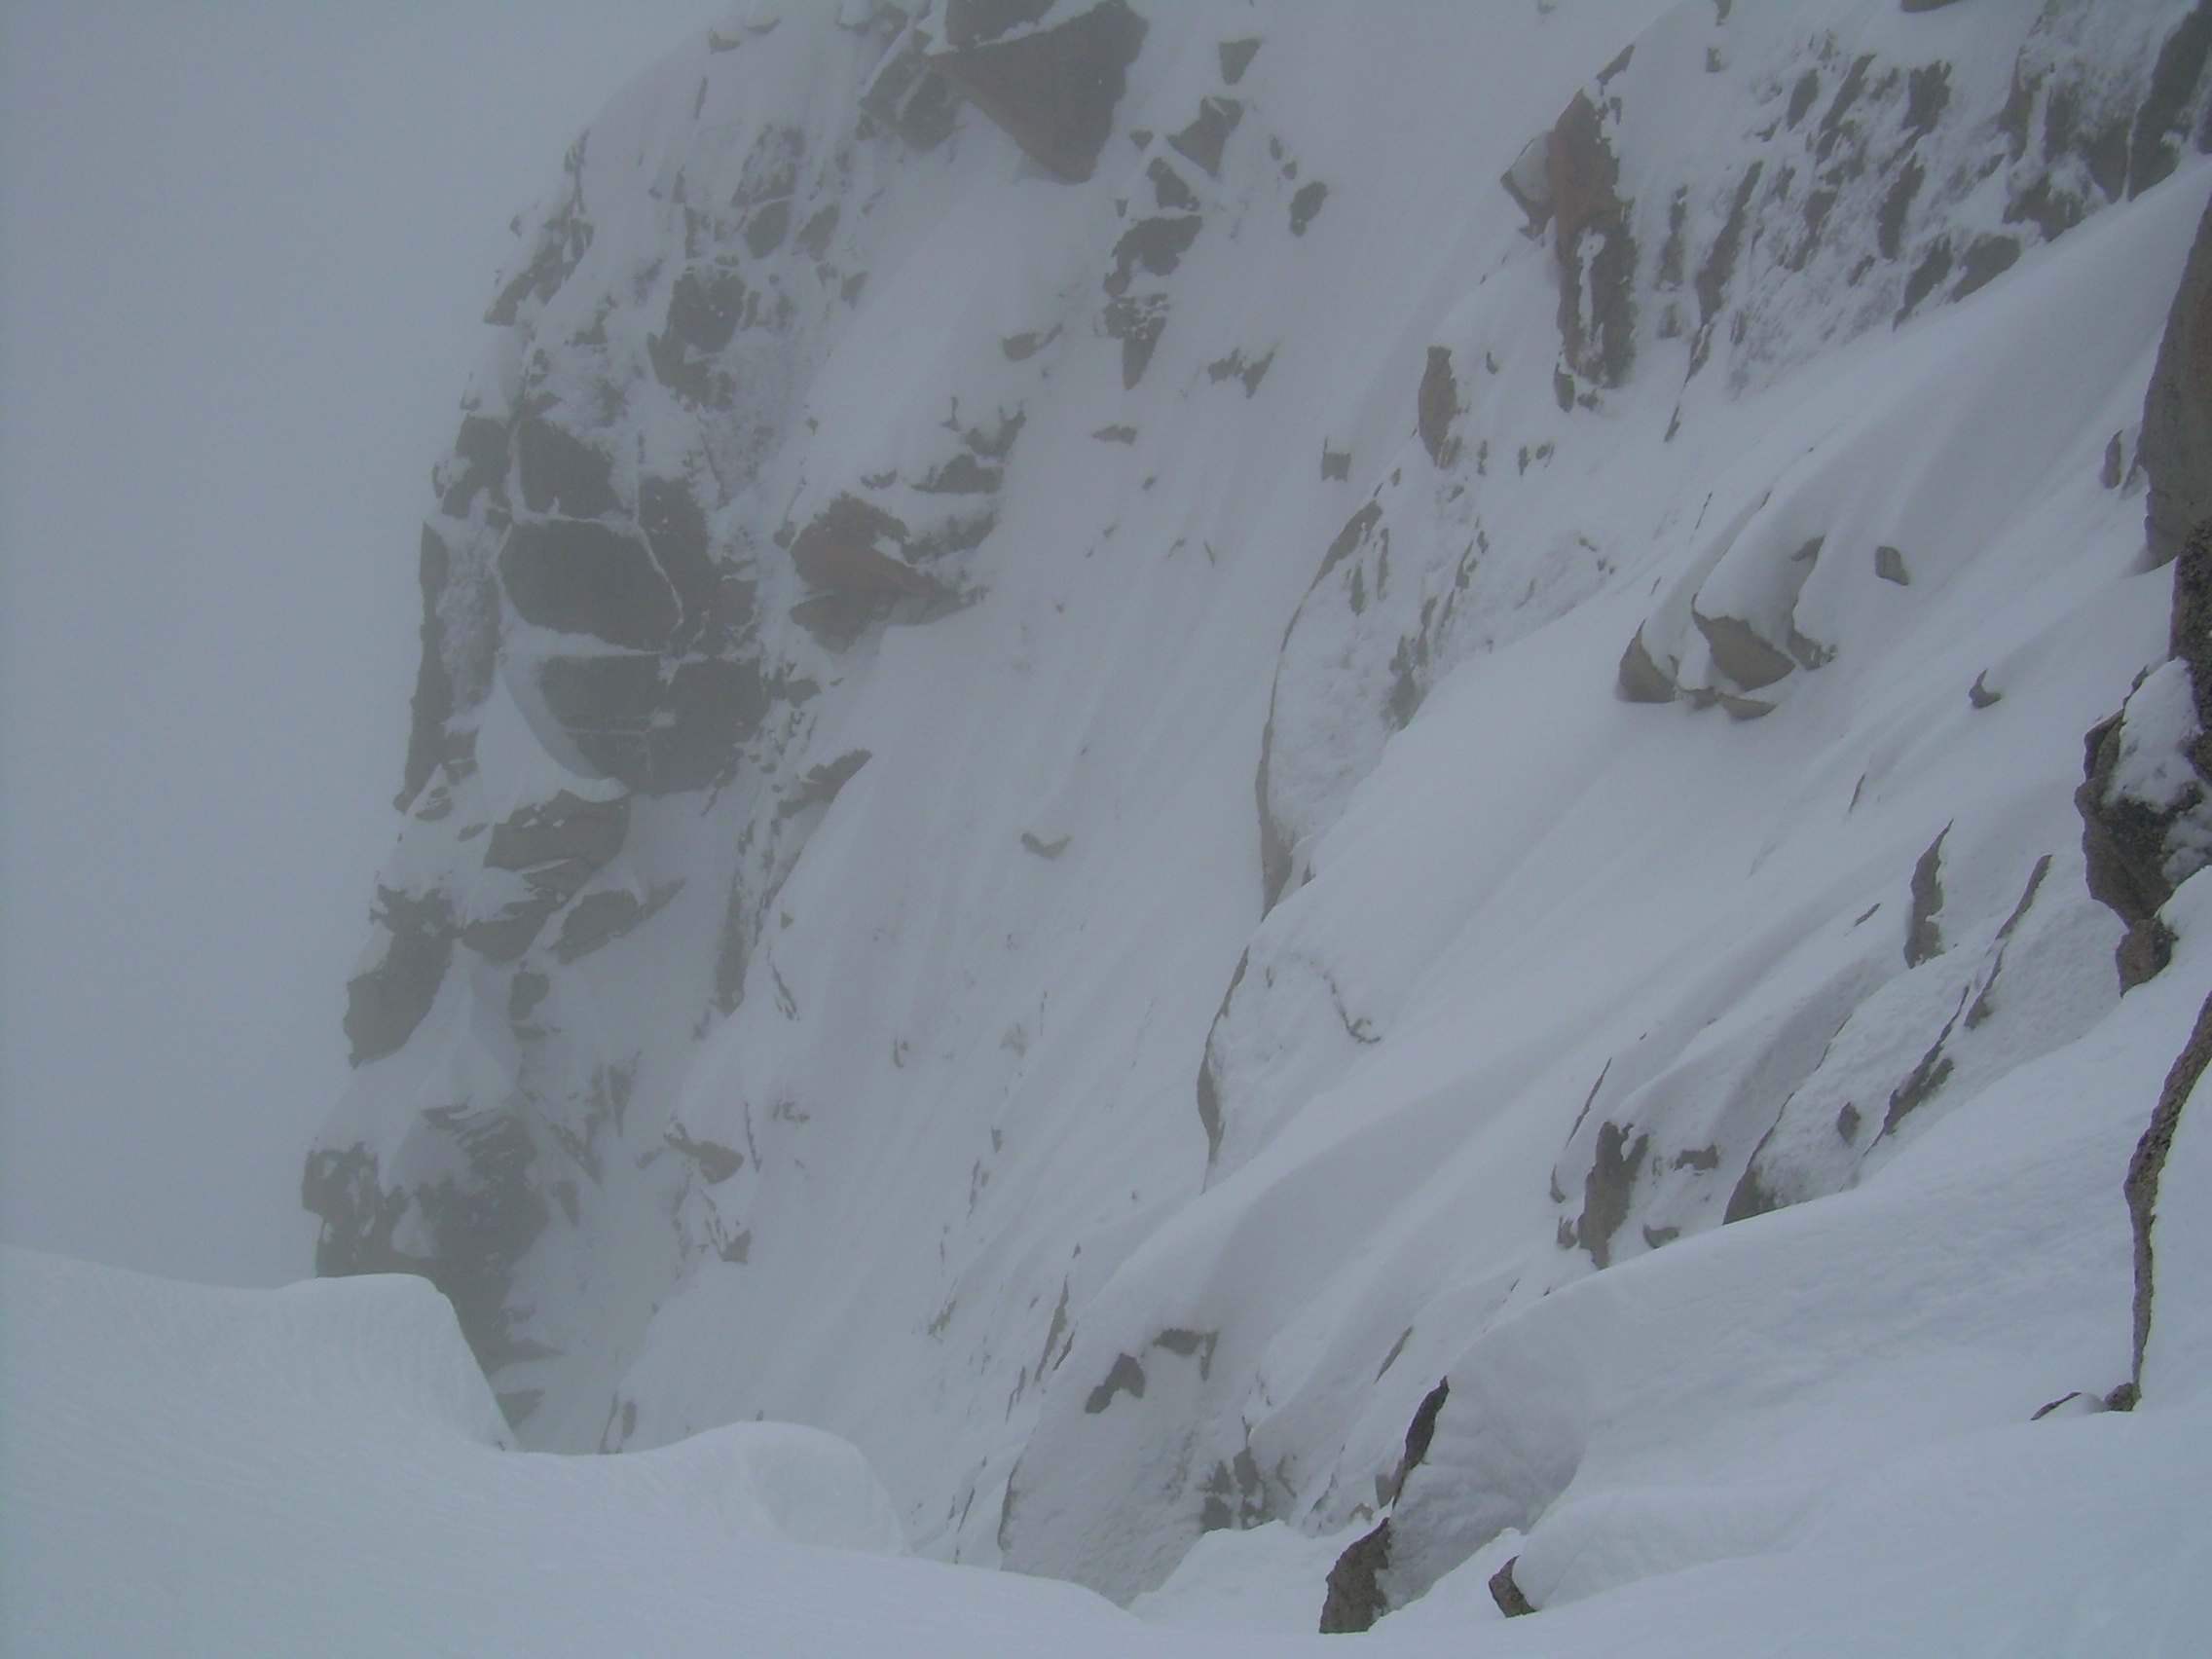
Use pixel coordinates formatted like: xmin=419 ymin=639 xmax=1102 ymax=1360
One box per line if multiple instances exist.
xmin=297 ymin=0 xmax=2212 ymax=1631
xmin=0 ymin=1246 xmax=1089 ymax=1659
xmin=4 ymin=1232 xmax=2206 ymax=1653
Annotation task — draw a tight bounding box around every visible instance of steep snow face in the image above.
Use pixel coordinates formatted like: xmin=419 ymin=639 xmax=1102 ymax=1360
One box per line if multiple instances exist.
xmin=313 ymin=0 xmax=2212 ymax=1617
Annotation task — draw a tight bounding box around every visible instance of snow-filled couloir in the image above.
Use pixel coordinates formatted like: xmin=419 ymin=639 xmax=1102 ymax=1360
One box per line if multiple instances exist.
xmin=301 ymin=0 xmax=2212 ymax=1632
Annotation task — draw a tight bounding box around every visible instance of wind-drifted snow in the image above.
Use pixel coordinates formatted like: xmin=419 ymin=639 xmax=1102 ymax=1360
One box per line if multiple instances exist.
xmin=218 ymin=0 xmax=2212 ymax=1643
xmin=4 ymin=1232 xmax=2206 ymax=1652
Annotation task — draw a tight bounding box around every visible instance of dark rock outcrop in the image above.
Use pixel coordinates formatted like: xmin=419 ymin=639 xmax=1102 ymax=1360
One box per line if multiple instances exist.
xmin=1616 ymin=625 xmax=1677 ymax=703
xmin=398 ymin=527 xmax=459 ymax=811
xmin=485 ymin=137 xmax=592 ymax=327
xmin=1416 ymin=348 xmax=1458 ymax=466
xmin=1166 ymin=95 xmax=1241 ymax=179
xmin=1318 ymin=1520 xmax=1391 ymax=1634
xmin=537 ymin=652 xmax=767 ymax=793
xmin=1317 ymin=1379 xmax=1450 ymax=1632
xmin=1488 ymin=1556 xmax=1535 ymax=1617
xmin=2125 ymin=986 xmax=2212 ymax=1398
xmin=2071 ymin=178 xmax=2212 ymax=984
xmin=1549 ymin=90 xmax=1637 ymax=393
xmin=2078 ymin=710 xmax=2183 ymax=988
xmin=791 ymin=524 xmax=942 ymax=600
xmin=1903 ymin=827 xmax=1948 ymax=968
xmin=487 ymin=789 xmax=629 ymax=876
xmin=458 ymin=790 xmax=632 ymax=961
xmin=500 ymin=519 xmax=681 ymax=651
xmin=861 ymin=19 xmax=964 ymax=152
xmin=927 ymin=0 xmax=1147 ymax=184
xmin=1574 ymin=1120 xmax=1648 ymax=1269
xmin=2075 ymin=516 xmax=2212 ymax=989
xmin=1105 ymin=214 xmax=1203 ymax=297
xmin=2143 ymin=197 xmax=2212 ymax=566
xmin=1218 ymin=37 xmax=1260 ymax=86
xmin=304 ymin=1111 xmax=554 ymax=1400
xmin=515 ymin=418 xmax=622 ymax=519
xmin=1693 ymin=608 xmax=1796 ymax=692
xmin=343 ymin=887 xmax=457 ymax=1065
xmin=1387 ymin=1379 xmax=1449 ymax=1502
xmin=781 ymin=496 xmax=948 ymax=645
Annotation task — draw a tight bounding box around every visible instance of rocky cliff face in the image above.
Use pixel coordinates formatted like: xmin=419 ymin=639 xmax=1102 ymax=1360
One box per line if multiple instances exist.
xmin=312 ymin=0 xmax=2212 ymax=1621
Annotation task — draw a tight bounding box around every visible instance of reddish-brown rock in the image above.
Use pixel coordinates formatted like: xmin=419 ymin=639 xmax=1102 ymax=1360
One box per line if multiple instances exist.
xmin=787 ymin=495 xmax=931 ymax=598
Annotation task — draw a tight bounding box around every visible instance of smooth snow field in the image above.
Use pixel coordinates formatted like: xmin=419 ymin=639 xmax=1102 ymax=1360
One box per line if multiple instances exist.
xmin=6 ymin=1099 xmax=2209 ymax=1659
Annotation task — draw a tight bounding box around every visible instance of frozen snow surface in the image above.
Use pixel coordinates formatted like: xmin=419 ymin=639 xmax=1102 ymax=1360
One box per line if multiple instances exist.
xmin=37 ymin=0 xmax=2200 ymax=1648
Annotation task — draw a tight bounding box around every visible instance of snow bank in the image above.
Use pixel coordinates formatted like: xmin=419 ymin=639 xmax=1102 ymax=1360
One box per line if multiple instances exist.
xmin=0 ymin=1249 xmax=978 ymax=1658
xmin=5 ymin=1242 xmax=2205 ymax=1653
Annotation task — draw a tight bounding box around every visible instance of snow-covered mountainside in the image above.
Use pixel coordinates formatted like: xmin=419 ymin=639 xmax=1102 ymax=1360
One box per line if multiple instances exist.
xmin=307 ymin=0 xmax=2212 ymax=1625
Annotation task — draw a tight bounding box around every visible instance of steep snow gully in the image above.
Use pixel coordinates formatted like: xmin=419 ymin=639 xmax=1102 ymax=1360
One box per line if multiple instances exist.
xmin=30 ymin=0 xmax=2202 ymax=1647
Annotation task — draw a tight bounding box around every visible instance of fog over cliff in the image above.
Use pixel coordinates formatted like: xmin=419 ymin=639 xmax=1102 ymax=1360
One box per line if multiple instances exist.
xmin=6 ymin=2 xmax=2212 ymax=1652
xmin=0 ymin=0 xmax=726 ymax=1285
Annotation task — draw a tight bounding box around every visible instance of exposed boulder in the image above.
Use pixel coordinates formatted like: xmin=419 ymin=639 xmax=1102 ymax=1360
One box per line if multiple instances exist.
xmin=1615 ymin=624 xmax=1677 ymax=703
xmin=1105 ymin=288 xmax=1171 ymax=388
xmin=663 ymin=1122 xmax=744 ymax=1185
xmin=792 ymin=528 xmax=942 ymax=599
xmin=791 ymin=496 xmax=940 ymax=599
xmin=1692 ymin=608 xmax=1796 ymax=692
xmin=1488 ymin=1557 xmax=1535 ymax=1617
